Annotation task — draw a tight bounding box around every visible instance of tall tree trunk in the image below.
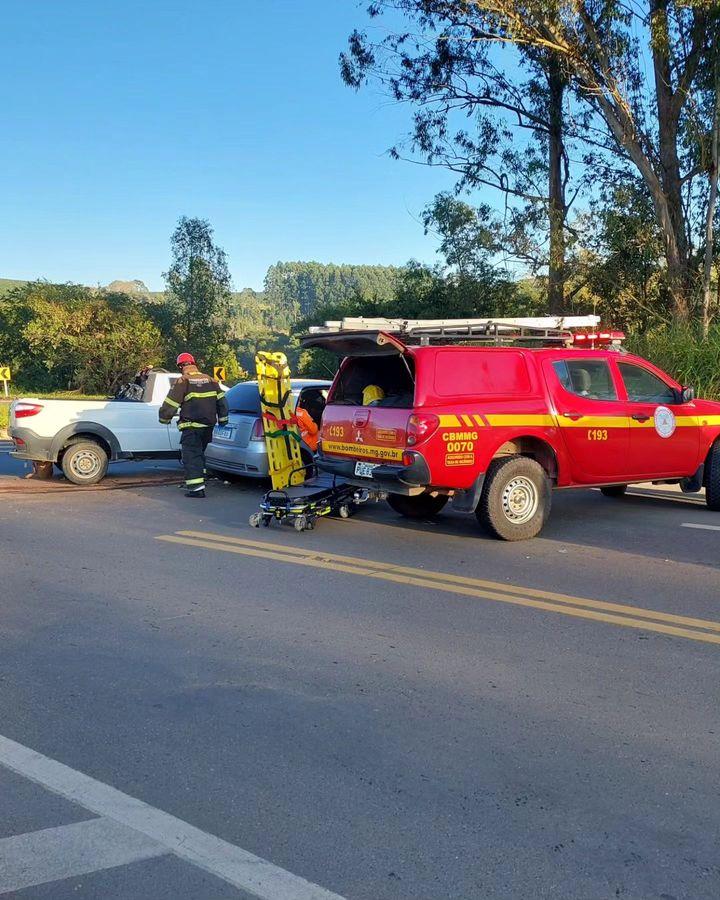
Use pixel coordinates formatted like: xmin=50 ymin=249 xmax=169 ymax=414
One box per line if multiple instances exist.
xmin=650 ymin=0 xmax=693 ymax=320
xmin=547 ymin=58 xmax=566 ymax=315
xmin=702 ymin=53 xmax=719 ymax=338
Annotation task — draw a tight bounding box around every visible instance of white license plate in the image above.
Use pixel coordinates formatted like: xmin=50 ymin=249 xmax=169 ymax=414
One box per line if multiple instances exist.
xmin=355 ymin=461 xmax=379 ymax=478
xmin=215 ymin=425 xmax=235 ymax=441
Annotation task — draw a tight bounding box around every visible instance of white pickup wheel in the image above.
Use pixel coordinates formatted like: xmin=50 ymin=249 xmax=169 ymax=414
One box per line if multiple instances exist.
xmin=60 ymin=440 xmax=109 ymax=485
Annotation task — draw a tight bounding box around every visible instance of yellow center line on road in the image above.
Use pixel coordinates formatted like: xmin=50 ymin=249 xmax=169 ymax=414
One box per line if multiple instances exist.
xmin=156 ymin=531 xmax=720 ymax=646
xmin=176 ymin=530 xmax=720 ymax=634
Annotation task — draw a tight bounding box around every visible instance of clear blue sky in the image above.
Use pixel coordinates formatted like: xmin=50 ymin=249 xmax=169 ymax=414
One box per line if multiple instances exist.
xmin=1 ymin=0 xmax=458 ymax=291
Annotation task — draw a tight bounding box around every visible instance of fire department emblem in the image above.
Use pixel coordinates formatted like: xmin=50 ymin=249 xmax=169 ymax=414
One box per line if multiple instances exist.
xmin=654 ymin=406 xmax=676 ymax=438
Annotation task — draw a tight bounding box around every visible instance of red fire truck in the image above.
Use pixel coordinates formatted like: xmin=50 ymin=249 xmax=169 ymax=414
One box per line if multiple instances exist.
xmin=303 ymin=317 xmax=720 ymax=541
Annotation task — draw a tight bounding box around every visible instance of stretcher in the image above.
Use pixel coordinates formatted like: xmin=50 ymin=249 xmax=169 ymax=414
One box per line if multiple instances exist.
xmin=255 ymin=351 xmax=304 ymax=490
xmin=249 ymin=470 xmax=373 ymax=532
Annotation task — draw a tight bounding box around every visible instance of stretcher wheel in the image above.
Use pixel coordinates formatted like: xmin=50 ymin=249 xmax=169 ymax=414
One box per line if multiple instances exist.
xmin=249 ymin=513 xmax=262 ymax=528
xmin=338 ymin=504 xmax=351 ymax=519
xmin=294 ymin=515 xmax=308 ymax=532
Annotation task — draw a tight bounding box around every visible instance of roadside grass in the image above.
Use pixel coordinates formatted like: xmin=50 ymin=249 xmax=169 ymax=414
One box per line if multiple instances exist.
xmin=0 ymin=402 xmax=8 ymax=439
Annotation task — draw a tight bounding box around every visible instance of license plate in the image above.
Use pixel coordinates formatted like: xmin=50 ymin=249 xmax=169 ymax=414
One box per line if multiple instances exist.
xmin=215 ymin=425 xmax=235 ymax=441
xmin=355 ymin=461 xmax=379 ymax=478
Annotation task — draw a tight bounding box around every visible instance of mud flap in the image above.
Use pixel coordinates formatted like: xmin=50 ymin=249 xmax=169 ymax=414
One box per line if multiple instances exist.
xmin=451 ymin=473 xmax=485 ymax=512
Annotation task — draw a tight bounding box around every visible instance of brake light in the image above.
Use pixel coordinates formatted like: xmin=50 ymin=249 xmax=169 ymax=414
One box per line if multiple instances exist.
xmin=406 ymin=413 xmax=439 ymax=446
xmin=14 ymin=402 xmax=44 ymax=418
xmin=573 ymin=331 xmax=625 ymax=347
xmin=250 ymin=418 xmax=265 ymax=441
xmin=13 ymin=437 xmax=26 ymax=447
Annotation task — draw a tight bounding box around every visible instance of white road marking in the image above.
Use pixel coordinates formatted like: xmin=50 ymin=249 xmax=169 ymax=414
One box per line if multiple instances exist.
xmin=0 ymin=816 xmax=166 ymax=894
xmin=681 ymin=522 xmax=720 ymax=532
xmin=0 ymin=734 xmax=344 ymax=900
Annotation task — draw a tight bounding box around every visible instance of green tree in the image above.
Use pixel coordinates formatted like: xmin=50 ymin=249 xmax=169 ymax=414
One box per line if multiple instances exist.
xmin=264 ymin=262 xmax=402 ymax=323
xmin=0 ymin=281 xmax=163 ymax=392
xmin=163 ymin=217 xmax=232 ymax=359
xmin=344 ymin=1 xmax=719 ymax=321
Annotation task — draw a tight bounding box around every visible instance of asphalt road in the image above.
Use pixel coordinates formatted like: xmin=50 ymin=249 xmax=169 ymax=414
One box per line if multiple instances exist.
xmin=1 ymin=445 xmax=719 ymax=899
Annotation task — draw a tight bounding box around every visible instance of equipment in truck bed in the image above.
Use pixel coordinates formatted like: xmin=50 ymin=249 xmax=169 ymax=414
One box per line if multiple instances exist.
xmin=303 ymin=315 xmax=614 ymax=350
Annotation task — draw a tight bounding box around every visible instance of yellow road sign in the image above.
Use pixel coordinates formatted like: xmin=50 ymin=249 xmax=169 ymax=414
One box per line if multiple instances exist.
xmin=213 ymin=366 xmax=226 ymax=382
xmin=0 ymin=366 xmax=10 ymax=381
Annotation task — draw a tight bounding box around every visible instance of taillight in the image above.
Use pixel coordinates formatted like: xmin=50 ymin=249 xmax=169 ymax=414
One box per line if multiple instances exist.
xmin=406 ymin=413 xmax=439 ymax=446
xmin=250 ymin=417 xmax=265 ymax=441
xmin=14 ymin=402 xmax=44 ymax=418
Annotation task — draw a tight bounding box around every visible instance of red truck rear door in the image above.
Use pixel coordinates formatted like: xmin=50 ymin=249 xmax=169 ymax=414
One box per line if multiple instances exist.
xmin=543 ymin=356 xmax=631 ymax=482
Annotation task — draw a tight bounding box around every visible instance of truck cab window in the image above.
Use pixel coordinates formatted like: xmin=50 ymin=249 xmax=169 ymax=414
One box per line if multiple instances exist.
xmin=553 ymin=360 xmax=617 ymax=401
xmin=618 ymin=363 xmax=676 ymax=404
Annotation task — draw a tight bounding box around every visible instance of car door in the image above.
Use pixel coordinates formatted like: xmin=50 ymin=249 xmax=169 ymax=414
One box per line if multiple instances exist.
xmin=544 ymin=357 xmax=630 ymax=482
xmin=615 ymin=360 xmax=699 ymax=478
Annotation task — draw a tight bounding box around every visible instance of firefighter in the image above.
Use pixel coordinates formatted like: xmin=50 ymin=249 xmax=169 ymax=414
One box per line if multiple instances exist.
xmin=159 ymin=352 xmax=229 ymax=498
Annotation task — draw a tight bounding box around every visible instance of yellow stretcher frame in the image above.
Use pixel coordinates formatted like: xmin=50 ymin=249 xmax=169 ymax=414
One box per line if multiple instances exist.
xmin=255 ymin=351 xmax=305 ymax=490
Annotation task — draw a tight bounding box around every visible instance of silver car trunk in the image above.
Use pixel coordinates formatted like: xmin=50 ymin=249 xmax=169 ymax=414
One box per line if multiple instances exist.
xmin=214 ymin=413 xmax=256 ymax=449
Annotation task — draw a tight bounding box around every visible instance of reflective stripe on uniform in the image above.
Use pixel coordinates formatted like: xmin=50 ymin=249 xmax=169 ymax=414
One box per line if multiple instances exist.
xmin=218 ymin=418 xmax=229 ymax=424
xmin=185 ymin=477 xmax=205 ymax=486
xmin=185 ymin=391 xmax=219 ymax=400
xmin=216 ymin=391 xmax=225 ymax=399
xmin=178 ymin=421 xmax=211 ymax=430
xmin=163 ymin=396 xmax=181 ymax=409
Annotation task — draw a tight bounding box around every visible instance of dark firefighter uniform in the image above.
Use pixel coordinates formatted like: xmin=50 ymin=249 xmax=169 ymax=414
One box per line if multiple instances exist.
xmin=159 ymin=365 xmax=228 ymax=496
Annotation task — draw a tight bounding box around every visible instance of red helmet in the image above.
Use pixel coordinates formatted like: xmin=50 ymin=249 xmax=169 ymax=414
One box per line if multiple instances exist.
xmin=176 ymin=352 xmax=195 ymax=367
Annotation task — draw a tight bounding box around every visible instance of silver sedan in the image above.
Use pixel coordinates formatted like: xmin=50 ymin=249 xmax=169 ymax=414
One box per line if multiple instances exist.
xmin=205 ymin=379 xmax=331 ymax=479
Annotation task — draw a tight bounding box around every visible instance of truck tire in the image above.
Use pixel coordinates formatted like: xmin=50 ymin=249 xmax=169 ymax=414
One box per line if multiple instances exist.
xmin=61 ymin=440 xmax=109 ymax=485
xmin=386 ymin=492 xmax=448 ymax=518
xmin=600 ymin=485 xmax=627 ymax=498
xmin=706 ymin=440 xmax=720 ymax=511
xmin=477 ymin=455 xmax=551 ymax=541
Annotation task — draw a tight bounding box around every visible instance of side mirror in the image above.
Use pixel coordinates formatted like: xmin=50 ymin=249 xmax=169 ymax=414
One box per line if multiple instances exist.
xmin=681 ymin=386 xmax=695 ymax=403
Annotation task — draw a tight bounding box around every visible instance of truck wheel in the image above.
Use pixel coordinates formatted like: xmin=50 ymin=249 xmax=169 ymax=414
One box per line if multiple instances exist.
xmin=600 ymin=485 xmax=627 ymax=498
xmin=61 ymin=440 xmax=109 ymax=485
xmin=706 ymin=440 xmax=720 ymax=511
xmin=477 ymin=456 xmax=550 ymax=541
xmin=386 ymin=492 xmax=448 ymax=518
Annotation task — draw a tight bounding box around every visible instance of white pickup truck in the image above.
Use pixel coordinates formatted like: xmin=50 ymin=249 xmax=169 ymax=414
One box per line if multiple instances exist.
xmin=8 ymin=371 xmax=185 ymax=484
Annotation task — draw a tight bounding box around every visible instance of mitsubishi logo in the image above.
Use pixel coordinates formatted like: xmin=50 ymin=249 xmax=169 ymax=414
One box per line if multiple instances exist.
xmin=354 ymin=430 xmax=364 ymax=443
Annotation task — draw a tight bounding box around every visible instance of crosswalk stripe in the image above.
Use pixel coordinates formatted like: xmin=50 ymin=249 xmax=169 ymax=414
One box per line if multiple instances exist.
xmin=0 ymin=817 xmax=166 ymax=894
xmin=0 ymin=734 xmax=344 ymax=900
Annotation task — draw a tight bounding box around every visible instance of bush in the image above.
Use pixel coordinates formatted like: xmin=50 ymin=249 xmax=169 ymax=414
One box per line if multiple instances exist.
xmin=626 ymin=327 xmax=720 ymax=400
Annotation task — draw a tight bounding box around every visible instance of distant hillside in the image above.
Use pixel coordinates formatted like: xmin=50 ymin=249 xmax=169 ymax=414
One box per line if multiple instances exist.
xmin=0 ymin=277 xmax=260 ymax=306
xmin=0 ymin=278 xmax=30 ymax=295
